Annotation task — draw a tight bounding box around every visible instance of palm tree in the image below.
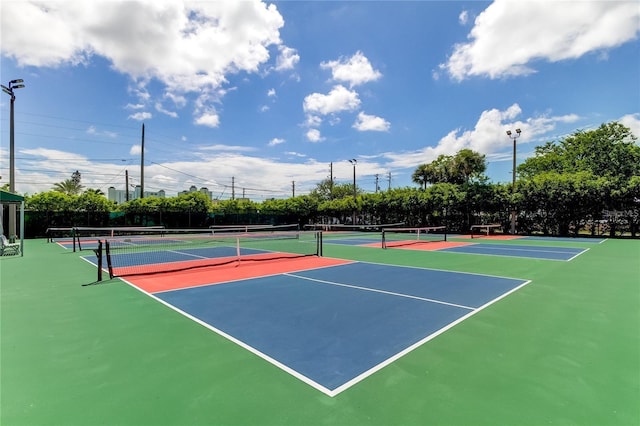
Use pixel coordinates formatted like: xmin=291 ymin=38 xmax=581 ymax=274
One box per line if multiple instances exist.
xmin=411 ymin=164 xmax=431 ymax=190
xmin=52 ymin=179 xmax=84 ymax=195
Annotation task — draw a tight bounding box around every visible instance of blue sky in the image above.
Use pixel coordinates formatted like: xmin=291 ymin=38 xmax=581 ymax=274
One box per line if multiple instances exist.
xmin=1 ymin=0 xmax=639 ymax=201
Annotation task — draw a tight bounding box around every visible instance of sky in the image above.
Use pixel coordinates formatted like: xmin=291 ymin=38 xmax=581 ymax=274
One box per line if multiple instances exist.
xmin=1 ymin=0 xmax=639 ymax=201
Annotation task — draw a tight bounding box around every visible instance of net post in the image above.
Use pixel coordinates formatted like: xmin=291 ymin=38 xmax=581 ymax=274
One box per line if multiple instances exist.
xmin=444 ymin=226 xmax=447 ymax=242
xmin=72 ymin=227 xmax=77 ymax=252
xmin=105 ymin=241 xmax=114 ymax=279
xmin=381 ymin=229 xmax=387 ymax=249
xmin=236 ymin=236 xmax=241 ymax=265
xmin=94 ymin=240 xmax=103 ymax=281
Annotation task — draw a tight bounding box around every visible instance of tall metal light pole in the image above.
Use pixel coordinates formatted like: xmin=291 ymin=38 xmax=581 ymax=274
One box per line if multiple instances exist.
xmin=1 ymin=79 xmax=26 ymax=240
xmin=348 ymin=159 xmax=357 ymax=225
xmin=506 ymin=128 xmax=521 ymax=235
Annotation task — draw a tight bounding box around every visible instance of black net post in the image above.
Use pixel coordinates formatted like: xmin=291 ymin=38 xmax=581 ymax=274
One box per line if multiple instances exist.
xmin=93 ymin=240 xmax=103 ymax=281
xmin=105 ymin=241 xmax=114 ymax=279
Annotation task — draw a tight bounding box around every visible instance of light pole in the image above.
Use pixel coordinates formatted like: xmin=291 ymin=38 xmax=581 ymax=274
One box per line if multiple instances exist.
xmin=1 ymin=79 xmax=26 ymax=240
xmin=348 ymin=159 xmax=357 ymax=225
xmin=506 ymin=128 xmax=521 ymax=234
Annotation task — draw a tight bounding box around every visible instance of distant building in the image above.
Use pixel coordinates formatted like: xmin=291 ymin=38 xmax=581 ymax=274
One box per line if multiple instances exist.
xmin=108 ymin=186 xmax=165 ymax=204
xmin=179 ymin=185 xmax=213 ymax=200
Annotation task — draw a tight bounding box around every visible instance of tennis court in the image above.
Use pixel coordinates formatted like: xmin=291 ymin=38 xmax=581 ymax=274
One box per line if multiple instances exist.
xmin=436 ymin=242 xmax=588 ymax=261
xmin=76 ymin=227 xmax=530 ymax=395
xmin=1 ymin=227 xmax=638 ymax=425
xmin=107 ymin=260 xmax=529 ymax=396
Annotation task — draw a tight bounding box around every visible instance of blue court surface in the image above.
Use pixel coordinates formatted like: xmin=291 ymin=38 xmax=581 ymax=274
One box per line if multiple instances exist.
xmin=152 ymin=261 xmax=529 ymax=396
xmin=439 ymin=243 xmax=587 ymax=260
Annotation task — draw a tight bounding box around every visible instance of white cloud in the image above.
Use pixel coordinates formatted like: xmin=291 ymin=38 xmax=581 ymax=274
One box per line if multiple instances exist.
xmin=86 ymin=126 xmax=117 ymax=138
xmin=306 ymin=129 xmax=324 ymax=143
xmin=198 ymin=144 xmax=256 ymax=153
xmin=619 ymin=113 xmax=640 ymax=141
xmin=129 ymin=111 xmax=152 ymax=121
xmin=155 ymin=102 xmax=178 ymax=118
xmin=125 ymin=103 xmax=145 ymax=110
xmin=320 ymin=51 xmax=382 ymax=87
xmin=1 ymin=1 xmax=285 ymax=124
xmin=459 ymin=10 xmax=469 ymax=25
xmin=195 ymin=111 xmax=220 ymax=128
xmin=275 ymin=45 xmax=300 ymax=71
xmin=305 ymin=115 xmax=322 ymax=128
xmin=268 ymin=137 xmax=285 ymax=147
xmin=442 ymin=0 xmax=640 ymax=80
xmin=130 ymin=144 xmax=142 ymax=155
xmin=13 ymin=146 xmax=334 ymax=198
xmin=285 ymin=151 xmax=306 ymax=158
xmin=303 ymin=85 xmax=361 ymax=115
xmin=383 ymin=104 xmax=580 ymax=168
xmin=353 ymin=112 xmax=390 ymax=132
xmin=267 ymin=88 xmax=276 ymax=97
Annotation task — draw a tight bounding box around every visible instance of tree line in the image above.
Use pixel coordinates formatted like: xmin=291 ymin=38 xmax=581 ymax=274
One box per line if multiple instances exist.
xmin=21 ymin=122 xmax=640 ymax=237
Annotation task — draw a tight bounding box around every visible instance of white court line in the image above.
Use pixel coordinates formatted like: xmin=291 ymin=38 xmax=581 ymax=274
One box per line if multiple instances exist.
xmin=283 ymin=272 xmax=475 ymax=310
xmin=459 ymin=245 xmax=583 ymax=255
xmin=330 ymin=279 xmax=532 ymax=396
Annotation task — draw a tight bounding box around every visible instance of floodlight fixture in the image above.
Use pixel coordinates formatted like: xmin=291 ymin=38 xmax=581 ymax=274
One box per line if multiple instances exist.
xmin=506 ymin=128 xmax=523 ymax=235
xmin=2 ymin=78 xmax=26 ymax=240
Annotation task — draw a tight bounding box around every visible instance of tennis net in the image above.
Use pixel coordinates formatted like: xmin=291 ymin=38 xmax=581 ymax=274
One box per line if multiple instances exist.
xmin=381 ymin=226 xmax=447 ymax=249
xmin=73 ymin=226 xmax=166 ymax=252
xmin=102 ymin=227 xmax=322 ymax=279
xmin=304 ymin=222 xmax=404 ymax=242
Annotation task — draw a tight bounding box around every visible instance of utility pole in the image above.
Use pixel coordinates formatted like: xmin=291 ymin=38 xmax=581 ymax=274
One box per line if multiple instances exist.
xmin=231 ymin=177 xmax=236 ymax=200
xmin=375 ymin=174 xmax=379 ymax=193
xmin=388 ymin=172 xmax=392 ymax=190
xmin=292 ymin=181 xmax=295 ymax=197
xmin=140 ymin=123 xmax=145 ymax=198
xmin=125 ymin=170 xmax=130 ymax=201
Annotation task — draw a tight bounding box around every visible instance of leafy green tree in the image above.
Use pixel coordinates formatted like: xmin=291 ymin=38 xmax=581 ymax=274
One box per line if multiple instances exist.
xmin=309 ymin=178 xmax=357 ymax=201
xmin=518 ymin=171 xmax=605 ymax=236
xmin=25 ymin=191 xmax=76 ymax=232
xmin=517 ymin=122 xmax=639 ymax=235
xmin=77 ymin=191 xmax=115 ymax=211
xmin=412 ymin=149 xmax=486 ymax=187
xmin=76 ymin=190 xmax=116 ymax=226
xmin=518 ymin=122 xmax=639 ymax=179
xmin=26 ymin=191 xmax=74 ymax=212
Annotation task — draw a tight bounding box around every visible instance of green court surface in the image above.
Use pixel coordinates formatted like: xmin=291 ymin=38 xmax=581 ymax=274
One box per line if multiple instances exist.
xmin=1 ymin=237 xmax=638 ymax=425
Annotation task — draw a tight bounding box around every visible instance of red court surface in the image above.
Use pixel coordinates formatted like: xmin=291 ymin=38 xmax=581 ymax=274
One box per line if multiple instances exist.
xmin=128 ymin=256 xmax=353 ymax=293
